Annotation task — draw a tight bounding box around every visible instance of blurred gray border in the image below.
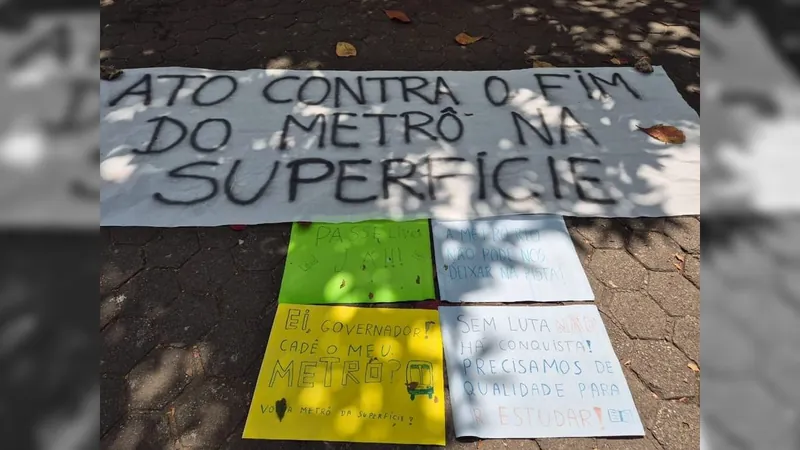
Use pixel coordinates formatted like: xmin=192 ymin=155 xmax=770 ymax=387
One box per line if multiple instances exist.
xmin=0 ymin=4 xmax=98 ymax=450
xmin=703 ymin=4 xmax=800 ymax=450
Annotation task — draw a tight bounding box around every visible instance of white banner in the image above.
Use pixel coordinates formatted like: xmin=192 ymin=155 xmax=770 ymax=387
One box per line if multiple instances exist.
xmin=100 ymin=67 xmax=700 ymax=226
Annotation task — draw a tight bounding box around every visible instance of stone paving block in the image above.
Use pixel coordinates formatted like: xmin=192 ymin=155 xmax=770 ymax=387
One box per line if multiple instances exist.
xmin=628 ymin=341 xmax=699 ymax=399
xmin=683 ymin=254 xmax=699 ymax=287
xmin=109 ymin=227 xmax=159 ymax=245
xmin=607 ymin=291 xmax=670 ymax=340
xmin=197 ymin=226 xmax=243 ymax=250
xmin=596 ymin=436 xmax=661 ymax=450
xmin=157 ymin=291 xmax=220 ymax=346
xmin=484 ymin=439 xmax=543 ymax=450
xmin=101 ymin=316 xmax=158 ymax=376
xmin=230 ymin=226 xmax=289 ymax=271
xmin=101 ymin=291 xmax=125 ymax=329
xmin=672 ymin=315 xmax=699 ymax=363
xmin=100 ymin=413 xmax=173 ymax=450
xmin=114 ymin=268 xmax=181 ymax=318
xmin=587 ymin=249 xmax=647 ymax=290
xmin=566 ymin=225 xmax=593 ymax=264
xmin=570 ymin=218 xmax=628 ymax=249
xmin=651 ymin=401 xmax=700 ymax=450
xmin=218 ymin=270 xmax=277 ymax=323
xmin=625 ymin=232 xmax=683 ymax=272
xmin=100 ymin=244 xmax=143 ymax=295
xmin=143 ymin=229 xmax=200 ymax=268
xmin=177 ymin=248 xmax=237 ymax=294
xmin=647 ymin=272 xmax=699 ymax=317
xmin=587 ymin=273 xmax=611 ymax=313
xmin=197 ymin=317 xmax=271 ymax=379
xmin=537 ymin=438 xmax=596 ymax=450
xmin=598 ymin=311 xmax=635 ymax=364
xmin=171 ymin=378 xmax=248 ymax=449
xmin=621 ymin=367 xmax=661 ymax=430
xmin=127 ymin=347 xmax=193 ymax=410
xmin=100 ymin=375 xmax=125 ymax=436
xmin=663 ymin=217 xmax=700 ymax=254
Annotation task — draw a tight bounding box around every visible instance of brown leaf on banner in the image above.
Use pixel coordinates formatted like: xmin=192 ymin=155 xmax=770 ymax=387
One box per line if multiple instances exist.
xmin=634 ymin=56 xmax=654 ymax=73
xmin=384 ymin=9 xmax=411 ymax=23
xmin=455 ymin=32 xmax=482 ymax=45
xmin=533 ymin=60 xmax=554 ymax=68
xmin=336 ymin=41 xmax=357 ymax=57
xmin=687 ymin=362 xmax=700 ymax=373
xmin=637 ymin=124 xmax=686 ymax=145
xmin=609 ymin=56 xmax=628 ymax=65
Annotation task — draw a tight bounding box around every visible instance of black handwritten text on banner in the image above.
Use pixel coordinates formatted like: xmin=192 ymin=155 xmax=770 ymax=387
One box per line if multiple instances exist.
xmin=100 ymin=67 xmax=700 ymax=226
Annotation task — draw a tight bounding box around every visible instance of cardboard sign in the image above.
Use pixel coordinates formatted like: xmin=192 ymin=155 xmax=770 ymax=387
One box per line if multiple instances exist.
xmin=278 ymin=220 xmax=435 ymax=305
xmin=100 ymin=67 xmax=700 ymax=226
xmin=432 ymin=215 xmax=594 ymax=302
xmin=439 ymin=304 xmax=644 ymax=438
xmin=243 ymin=304 xmax=446 ymax=445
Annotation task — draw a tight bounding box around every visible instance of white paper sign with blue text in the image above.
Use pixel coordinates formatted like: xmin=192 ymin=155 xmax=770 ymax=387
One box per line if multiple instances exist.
xmin=439 ymin=304 xmax=644 ymax=438
xmin=432 ymin=215 xmax=593 ymax=302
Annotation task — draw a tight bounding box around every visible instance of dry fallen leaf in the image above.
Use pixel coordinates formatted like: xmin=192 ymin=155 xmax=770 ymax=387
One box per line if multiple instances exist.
xmin=634 ymin=56 xmax=653 ymax=73
xmin=637 ymin=124 xmax=686 ymax=145
xmin=675 ymin=253 xmax=685 ymax=262
xmin=623 ymin=359 xmax=631 ymax=366
xmin=455 ymin=32 xmax=482 ymax=46
xmin=100 ymin=64 xmax=123 ymax=81
xmin=533 ymin=60 xmax=555 ymax=68
xmin=687 ymin=362 xmax=700 ymax=373
xmin=384 ymin=9 xmax=411 ymax=23
xmin=336 ymin=41 xmax=357 ymax=58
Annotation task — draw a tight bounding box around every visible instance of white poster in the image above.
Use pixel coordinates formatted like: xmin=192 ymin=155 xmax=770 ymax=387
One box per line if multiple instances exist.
xmin=432 ymin=215 xmax=594 ymax=303
xmin=439 ymin=305 xmax=644 ymax=439
xmin=100 ymin=67 xmax=699 ymax=227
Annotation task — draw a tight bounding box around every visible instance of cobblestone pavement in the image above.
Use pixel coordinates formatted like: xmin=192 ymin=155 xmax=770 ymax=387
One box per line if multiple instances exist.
xmin=100 ymin=0 xmax=700 ymax=449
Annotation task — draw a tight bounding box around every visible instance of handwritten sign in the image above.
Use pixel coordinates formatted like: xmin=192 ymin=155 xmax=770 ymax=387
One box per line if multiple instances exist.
xmin=99 ymin=67 xmax=700 ymax=226
xmin=432 ymin=215 xmax=593 ymax=302
xmin=438 ymin=304 xmax=644 ymax=438
xmin=278 ymin=220 xmax=435 ymax=305
xmin=243 ymin=304 xmax=446 ymax=445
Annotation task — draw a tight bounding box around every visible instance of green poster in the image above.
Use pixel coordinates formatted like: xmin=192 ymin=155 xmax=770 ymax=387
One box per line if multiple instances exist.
xmin=278 ymin=220 xmax=436 ymax=304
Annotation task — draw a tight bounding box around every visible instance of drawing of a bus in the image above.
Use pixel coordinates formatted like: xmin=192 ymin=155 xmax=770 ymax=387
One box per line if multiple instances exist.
xmin=405 ymin=360 xmax=434 ymax=401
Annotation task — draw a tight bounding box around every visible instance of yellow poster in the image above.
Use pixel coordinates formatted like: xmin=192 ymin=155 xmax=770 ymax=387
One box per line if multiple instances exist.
xmin=242 ymin=304 xmax=446 ymax=446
